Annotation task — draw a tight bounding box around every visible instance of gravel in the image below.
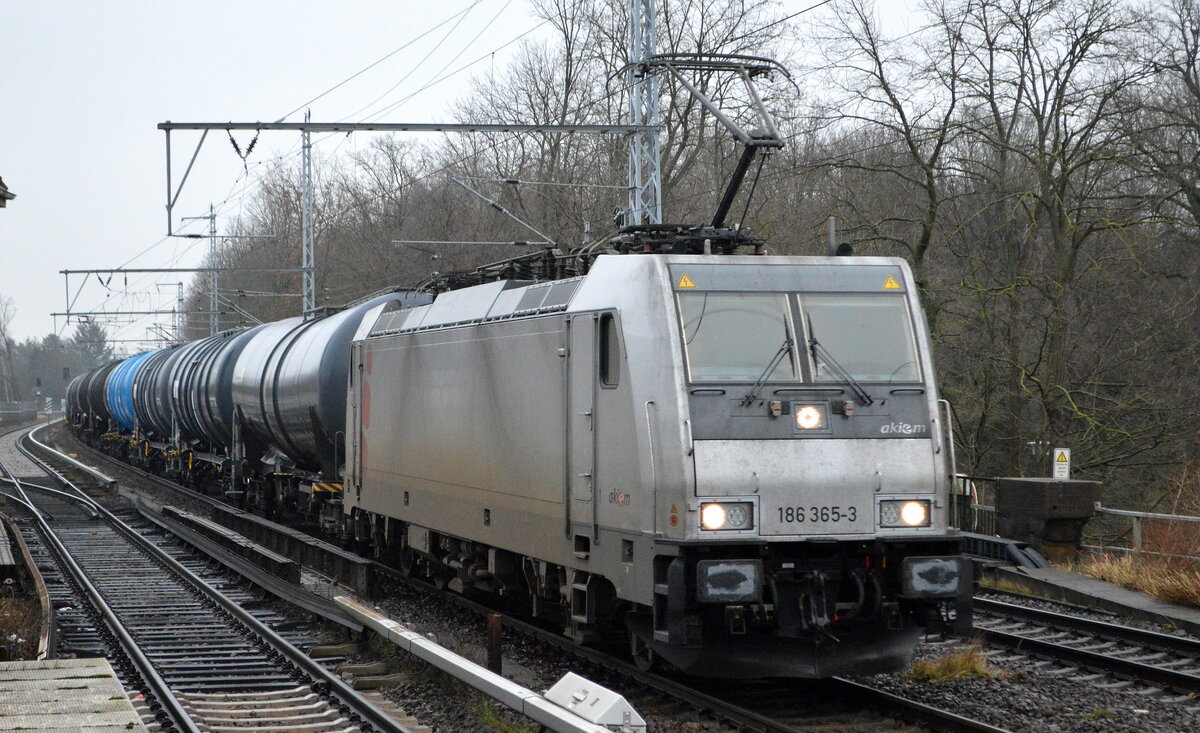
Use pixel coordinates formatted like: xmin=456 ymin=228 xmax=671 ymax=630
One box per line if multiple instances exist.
xmin=852 ymin=636 xmax=1200 ymax=733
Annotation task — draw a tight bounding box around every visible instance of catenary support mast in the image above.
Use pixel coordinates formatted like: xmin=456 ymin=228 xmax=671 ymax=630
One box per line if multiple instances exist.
xmin=301 ymin=110 xmax=316 ymax=315
xmin=628 ymin=0 xmax=662 ymax=225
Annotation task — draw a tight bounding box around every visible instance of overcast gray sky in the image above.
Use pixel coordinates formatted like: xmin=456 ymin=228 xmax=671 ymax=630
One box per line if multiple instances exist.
xmin=0 ymin=0 xmax=917 ymax=351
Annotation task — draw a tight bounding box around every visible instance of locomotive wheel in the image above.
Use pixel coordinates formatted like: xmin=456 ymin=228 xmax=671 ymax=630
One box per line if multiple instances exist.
xmin=629 ymin=631 xmax=659 ymax=673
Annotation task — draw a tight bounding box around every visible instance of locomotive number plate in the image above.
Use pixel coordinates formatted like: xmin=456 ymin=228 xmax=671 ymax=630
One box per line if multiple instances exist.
xmin=775 ymin=505 xmax=858 ymax=524
xmin=760 ymin=503 xmax=870 ymax=535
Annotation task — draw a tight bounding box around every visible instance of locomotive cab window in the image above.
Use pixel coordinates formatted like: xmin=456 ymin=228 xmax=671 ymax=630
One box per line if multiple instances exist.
xmin=800 ymin=294 xmax=921 ymax=383
xmin=599 ymin=312 xmax=620 ymax=388
xmin=678 ymin=293 xmax=796 ymax=383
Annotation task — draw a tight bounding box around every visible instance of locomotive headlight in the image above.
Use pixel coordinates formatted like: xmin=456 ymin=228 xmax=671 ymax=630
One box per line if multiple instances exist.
xmin=901 ymin=501 xmax=929 ymax=526
xmin=700 ymin=502 xmax=754 ymax=531
xmin=794 ymin=404 xmax=826 ymax=430
xmin=879 ymin=499 xmax=931 ymax=528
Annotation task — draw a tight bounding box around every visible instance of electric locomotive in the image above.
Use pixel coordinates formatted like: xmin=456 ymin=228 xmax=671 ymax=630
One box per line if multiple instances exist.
xmin=343 ymin=251 xmax=969 ymax=677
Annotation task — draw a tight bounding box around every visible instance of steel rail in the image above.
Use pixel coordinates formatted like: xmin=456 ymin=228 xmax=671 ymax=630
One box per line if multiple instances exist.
xmin=974 ymin=626 xmax=1200 ymax=695
xmin=0 ymin=427 xmax=58 ymax=659
xmin=0 ymin=476 xmax=99 ymax=517
xmin=0 ymin=445 xmax=198 ymax=732
xmin=138 ymin=506 xmax=364 ymax=632
xmin=22 ymin=428 xmax=412 ymax=733
xmin=26 ymin=423 xmax=114 ymax=488
xmin=976 ymin=597 xmax=1200 ymax=658
xmin=830 ymin=677 xmax=1011 ymax=733
xmin=369 ymin=562 xmax=806 ymax=733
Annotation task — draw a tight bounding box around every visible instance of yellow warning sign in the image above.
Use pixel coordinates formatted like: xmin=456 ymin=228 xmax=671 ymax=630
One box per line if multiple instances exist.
xmin=677 ymin=274 xmax=696 ymax=288
xmin=1052 ymin=448 xmax=1070 ymax=479
xmin=670 ymin=504 xmax=678 ymax=513
xmin=883 ymin=275 xmax=902 ymax=290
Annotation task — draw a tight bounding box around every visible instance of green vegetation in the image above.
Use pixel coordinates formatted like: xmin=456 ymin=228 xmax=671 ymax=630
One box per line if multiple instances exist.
xmin=475 ymin=702 xmax=540 ymax=733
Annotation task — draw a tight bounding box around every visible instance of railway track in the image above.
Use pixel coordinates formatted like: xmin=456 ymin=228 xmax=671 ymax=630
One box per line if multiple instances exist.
xmin=1 ymin=424 xmax=415 ymax=733
xmin=52 ymin=422 xmax=1009 ymax=732
xmin=973 ymin=596 xmax=1200 ymax=699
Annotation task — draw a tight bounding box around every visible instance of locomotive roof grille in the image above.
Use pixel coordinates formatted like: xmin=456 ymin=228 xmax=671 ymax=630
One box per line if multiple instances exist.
xmin=367 ymin=278 xmax=582 ymax=337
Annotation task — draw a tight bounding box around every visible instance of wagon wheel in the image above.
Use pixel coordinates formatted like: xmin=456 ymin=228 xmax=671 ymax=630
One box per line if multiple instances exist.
xmin=398 ymin=547 xmax=417 ymax=576
xmin=629 ymin=631 xmax=659 ymax=673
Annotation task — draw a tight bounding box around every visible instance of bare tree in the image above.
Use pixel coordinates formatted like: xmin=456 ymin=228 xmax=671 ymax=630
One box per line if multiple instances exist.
xmin=811 ymin=0 xmax=969 ymax=313
xmin=0 ymin=297 xmax=17 ymax=402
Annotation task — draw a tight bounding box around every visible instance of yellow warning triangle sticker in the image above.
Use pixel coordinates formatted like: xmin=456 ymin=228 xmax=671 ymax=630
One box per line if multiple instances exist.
xmin=1056 ymin=452 xmax=1068 ymax=462
xmin=883 ymin=275 xmax=902 ymax=290
xmin=677 ymin=274 xmax=696 ymax=288
xmin=670 ymin=504 xmax=678 ymax=513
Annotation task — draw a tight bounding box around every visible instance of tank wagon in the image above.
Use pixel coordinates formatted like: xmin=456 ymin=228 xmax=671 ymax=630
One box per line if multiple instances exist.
xmin=70 ymin=252 xmax=969 ymax=678
xmin=75 ymin=292 xmax=429 ymax=526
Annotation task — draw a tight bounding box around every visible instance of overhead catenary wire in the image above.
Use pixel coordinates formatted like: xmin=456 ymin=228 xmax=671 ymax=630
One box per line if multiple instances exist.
xmin=315 ymin=78 xmax=636 ymax=226
xmin=87 ymin=11 xmax=546 ymax=345
xmin=457 ymin=175 xmax=630 ymax=190
xmin=205 ymin=11 xmax=552 ymax=227
xmin=95 ymin=9 xmax=632 ymax=346
xmin=276 ymin=0 xmax=486 ymax=122
xmin=139 ymin=2 xmax=531 ymax=258
xmin=357 ymin=16 xmax=551 ymax=123
xmin=338 ymin=0 xmax=508 ymax=124
xmin=724 ymin=0 xmax=836 ymax=46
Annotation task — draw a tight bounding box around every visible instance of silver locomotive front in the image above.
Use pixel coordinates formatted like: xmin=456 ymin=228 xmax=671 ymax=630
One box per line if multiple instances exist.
xmin=620 ymin=255 xmax=969 ymax=677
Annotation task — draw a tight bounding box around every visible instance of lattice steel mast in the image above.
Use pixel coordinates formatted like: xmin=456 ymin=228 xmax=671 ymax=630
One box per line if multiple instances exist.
xmin=301 ymin=110 xmax=316 ymax=314
xmin=628 ymin=0 xmax=662 ymax=225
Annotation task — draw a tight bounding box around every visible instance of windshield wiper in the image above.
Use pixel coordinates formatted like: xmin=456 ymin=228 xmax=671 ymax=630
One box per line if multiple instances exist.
xmin=808 ymin=327 xmax=874 ymax=406
xmin=742 ymin=338 xmax=794 ymax=405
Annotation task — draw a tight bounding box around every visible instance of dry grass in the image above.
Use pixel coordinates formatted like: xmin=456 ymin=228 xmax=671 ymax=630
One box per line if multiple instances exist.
xmin=0 ymin=597 xmax=40 ymax=661
xmin=978 ymin=576 xmax=1036 ymax=597
xmin=905 ymin=645 xmax=1001 ymax=682
xmin=1074 ymin=552 xmax=1200 ymax=608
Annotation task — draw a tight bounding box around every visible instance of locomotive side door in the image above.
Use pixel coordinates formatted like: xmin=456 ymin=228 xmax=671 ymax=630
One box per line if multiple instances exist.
xmin=566 ymin=313 xmax=598 ymax=545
